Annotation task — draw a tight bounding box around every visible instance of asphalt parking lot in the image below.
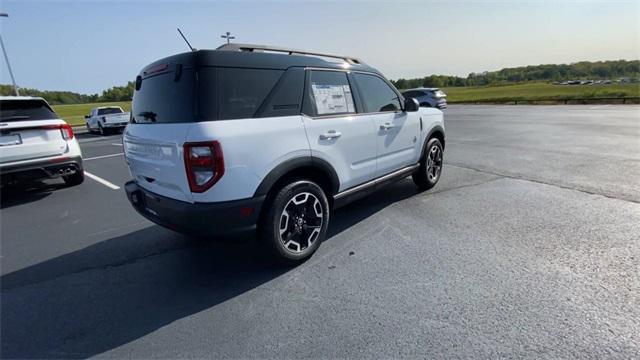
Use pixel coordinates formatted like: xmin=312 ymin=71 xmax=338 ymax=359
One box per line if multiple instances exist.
xmin=1 ymin=105 xmax=639 ymax=358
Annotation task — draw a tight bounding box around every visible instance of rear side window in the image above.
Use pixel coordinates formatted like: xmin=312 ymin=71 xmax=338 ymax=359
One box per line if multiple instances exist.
xmin=133 ymin=66 xmax=284 ymax=123
xmin=0 ymin=99 xmax=58 ymax=122
xmin=97 ymin=108 xmax=123 ymax=116
xmin=216 ymin=68 xmax=283 ymax=120
xmin=353 ymin=73 xmax=401 ymax=113
xmin=303 ymin=70 xmax=355 ymax=117
xmin=132 ymin=68 xmax=196 ymax=124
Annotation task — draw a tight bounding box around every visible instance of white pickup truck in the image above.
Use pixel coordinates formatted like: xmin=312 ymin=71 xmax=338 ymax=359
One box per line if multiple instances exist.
xmin=85 ymin=106 xmax=130 ymax=135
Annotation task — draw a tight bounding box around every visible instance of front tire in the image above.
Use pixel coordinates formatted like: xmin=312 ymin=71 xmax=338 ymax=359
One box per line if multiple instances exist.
xmin=63 ymin=169 xmax=85 ymax=186
xmin=260 ymin=180 xmax=330 ymax=264
xmin=99 ymin=124 xmax=106 ymax=136
xmin=412 ymin=138 xmax=443 ymax=191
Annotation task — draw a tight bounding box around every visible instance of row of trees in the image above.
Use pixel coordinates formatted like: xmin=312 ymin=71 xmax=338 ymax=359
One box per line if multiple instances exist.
xmin=391 ymin=60 xmax=640 ymax=89
xmin=0 ymin=81 xmax=134 ymax=105
xmin=2 ymin=60 xmax=638 ymax=103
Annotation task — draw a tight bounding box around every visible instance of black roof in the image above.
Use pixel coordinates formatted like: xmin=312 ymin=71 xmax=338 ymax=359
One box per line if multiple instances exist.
xmin=139 ymin=44 xmax=382 ymax=77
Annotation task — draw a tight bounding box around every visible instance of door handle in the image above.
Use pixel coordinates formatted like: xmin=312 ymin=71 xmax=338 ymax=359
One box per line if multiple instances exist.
xmin=319 ymin=130 xmax=342 ymax=140
xmin=380 ymin=123 xmax=395 ymax=130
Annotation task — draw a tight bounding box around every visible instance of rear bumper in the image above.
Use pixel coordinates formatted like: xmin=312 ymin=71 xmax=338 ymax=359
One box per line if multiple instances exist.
xmin=125 ymin=180 xmax=265 ymax=236
xmin=0 ymin=155 xmax=83 ymax=184
xmin=103 ymin=123 xmax=128 ymax=128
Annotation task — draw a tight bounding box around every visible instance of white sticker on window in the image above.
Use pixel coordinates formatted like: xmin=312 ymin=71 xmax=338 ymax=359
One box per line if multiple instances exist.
xmin=311 ymin=84 xmax=355 ymax=115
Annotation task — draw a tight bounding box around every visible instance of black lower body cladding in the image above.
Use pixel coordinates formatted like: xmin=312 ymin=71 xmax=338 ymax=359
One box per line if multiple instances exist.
xmin=125 ymin=181 xmax=265 ymax=236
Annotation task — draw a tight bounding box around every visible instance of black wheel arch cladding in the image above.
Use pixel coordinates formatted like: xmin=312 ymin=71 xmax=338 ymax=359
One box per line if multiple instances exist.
xmin=253 ymin=156 xmax=340 ymax=198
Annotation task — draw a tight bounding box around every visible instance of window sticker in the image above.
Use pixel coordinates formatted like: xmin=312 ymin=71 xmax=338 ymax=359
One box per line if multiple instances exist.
xmin=311 ymin=84 xmax=355 ymax=115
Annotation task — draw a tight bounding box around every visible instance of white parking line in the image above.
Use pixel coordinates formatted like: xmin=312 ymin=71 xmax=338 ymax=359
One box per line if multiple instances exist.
xmin=84 ymin=153 xmax=124 ymax=161
xmin=78 ymin=136 xmax=121 ymax=144
xmin=85 ymin=171 xmax=121 ymax=190
xmin=111 ymin=143 xmax=123 ymax=146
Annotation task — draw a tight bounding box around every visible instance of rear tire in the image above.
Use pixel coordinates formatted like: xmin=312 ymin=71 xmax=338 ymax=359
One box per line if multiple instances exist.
xmin=63 ymin=169 xmax=85 ymax=186
xmin=412 ymin=138 xmax=443 ymax=191
xmin=259 ymin=179 xmax=330 ymax=264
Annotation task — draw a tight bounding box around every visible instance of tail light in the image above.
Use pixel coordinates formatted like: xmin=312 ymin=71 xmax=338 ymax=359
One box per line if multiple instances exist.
xmin=183 ymin=141 xmax=224 ymax=193
xmin=41 ymin=124 xmax=74 ymax=140
xmin=60 ymin=124 xmax=74 ymax=140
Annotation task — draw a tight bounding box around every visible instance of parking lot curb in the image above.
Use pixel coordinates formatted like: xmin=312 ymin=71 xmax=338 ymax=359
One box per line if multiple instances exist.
xmin=72 ymin=126 xmax=89 ymax=135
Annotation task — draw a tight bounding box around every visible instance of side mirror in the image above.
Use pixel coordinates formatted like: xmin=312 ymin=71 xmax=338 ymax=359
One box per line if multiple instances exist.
xmin=404 ymin=97 xmax=419 ymax=112
xmin=84 ymin=115 xmax=90 ymax=119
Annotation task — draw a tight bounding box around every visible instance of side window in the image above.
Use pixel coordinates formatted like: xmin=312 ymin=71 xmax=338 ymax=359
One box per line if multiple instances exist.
xmin=353 ymin=73 xmax=401 ymax=113
xmin=217 ymin=68 xmax=283 ymax=120
xmin=303 ymin=70 xmax=356 ymax=117
xmin=256 ymin=67 xmax=305 ymax=118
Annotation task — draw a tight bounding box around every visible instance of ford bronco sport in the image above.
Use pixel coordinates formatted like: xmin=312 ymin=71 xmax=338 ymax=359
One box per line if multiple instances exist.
xmin=124 ymin=43 xmax=444 ymax=263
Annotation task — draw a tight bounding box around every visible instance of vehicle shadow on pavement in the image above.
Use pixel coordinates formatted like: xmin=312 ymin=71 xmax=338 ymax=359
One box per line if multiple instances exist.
xmin=0 ymin=181 xmax=66 ymax=209
xmin=0 ymin=227 xmax=289 ymax=358
xmin=328 ymin=178 xmax=420 ymax=238
xmin=0 ymin=180 xmax=421 ymax=358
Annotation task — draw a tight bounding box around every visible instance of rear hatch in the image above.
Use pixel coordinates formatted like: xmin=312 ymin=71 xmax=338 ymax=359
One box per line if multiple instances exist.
xmin=124 ymin=59 xmax=197 ymax=203
xmin=0 ymin=99 xmax=69 ymax=164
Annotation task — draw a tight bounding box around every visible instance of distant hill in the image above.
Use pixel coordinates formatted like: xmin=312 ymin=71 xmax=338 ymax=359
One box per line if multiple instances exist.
xmin=391 ymin=60 xmax=640 ymax=89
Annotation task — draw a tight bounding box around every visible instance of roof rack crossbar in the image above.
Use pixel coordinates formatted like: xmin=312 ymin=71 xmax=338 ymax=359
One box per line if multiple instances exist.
xmin=216 ymin=43 xmax=363 ymax=64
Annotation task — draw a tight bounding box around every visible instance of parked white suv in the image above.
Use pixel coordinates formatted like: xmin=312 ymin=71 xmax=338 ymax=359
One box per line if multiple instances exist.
xmin=0 ymin=96 xmax=84 ymax=187
xmin=124 ymin=44 xmax=444 ymax=263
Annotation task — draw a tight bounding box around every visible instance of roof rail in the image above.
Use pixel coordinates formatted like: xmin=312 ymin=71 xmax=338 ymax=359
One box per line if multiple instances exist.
xmin=215 ymin=43 xmax=364 ymax=65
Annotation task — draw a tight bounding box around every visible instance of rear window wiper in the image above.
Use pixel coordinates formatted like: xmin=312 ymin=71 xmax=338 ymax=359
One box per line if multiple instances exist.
xmin=0 ymin=115 xmax=31 ymax=121
xmin=138 ymin=111 xmax=157 ymax=122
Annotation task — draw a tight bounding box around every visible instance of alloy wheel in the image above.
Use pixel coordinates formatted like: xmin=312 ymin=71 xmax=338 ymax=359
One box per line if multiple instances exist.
xmin=426 ymin=144 xmax=443 ymax=181
xmin=278 ymin=192 xmax=323 ymax=254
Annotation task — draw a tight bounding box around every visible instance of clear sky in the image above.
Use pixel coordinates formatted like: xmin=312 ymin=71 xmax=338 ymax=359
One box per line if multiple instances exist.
xmin=1 ymin=0 xmax=638 ymax=94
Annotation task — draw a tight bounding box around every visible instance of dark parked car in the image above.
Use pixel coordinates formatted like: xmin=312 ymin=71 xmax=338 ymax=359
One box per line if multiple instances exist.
xmin=402 ymin=88 xmax=447 ymax=109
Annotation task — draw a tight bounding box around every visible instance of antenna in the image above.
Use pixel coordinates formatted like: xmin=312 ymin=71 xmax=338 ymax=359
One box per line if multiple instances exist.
xmin=177 ymin=28 xmax=196 ymax=51
xmin=221 ymin=31 xmax=235 ymax=44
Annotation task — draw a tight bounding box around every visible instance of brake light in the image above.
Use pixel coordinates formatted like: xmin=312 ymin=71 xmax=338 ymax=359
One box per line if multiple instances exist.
xmin=183 ymin=141 xmax=224 ymax=193
xmin=41 ymin=124 xmax=74 ymax=140
xmin=143 ymin=63 xmax=168 ymax=76
xmin=61 ymin=124 xmax=74 ymax=140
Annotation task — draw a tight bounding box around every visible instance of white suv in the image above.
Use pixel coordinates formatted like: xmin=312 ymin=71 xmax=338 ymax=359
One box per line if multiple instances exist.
xmin=124 ymin=44 xmax=444 ymax=263
xmin=0 ymin=96 xmax=84 ymax=187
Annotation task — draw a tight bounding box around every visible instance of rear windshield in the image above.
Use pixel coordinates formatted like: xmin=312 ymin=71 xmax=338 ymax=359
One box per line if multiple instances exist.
xmin=132 ymin=66 xmax=284 ymax=123
xmin=132 ymin=68 xmax=196 ymax=124
xmin=0 ymin=99 xmax=58 ymax=122
xmin=98 ymin=108 xmax=124 ymax=115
